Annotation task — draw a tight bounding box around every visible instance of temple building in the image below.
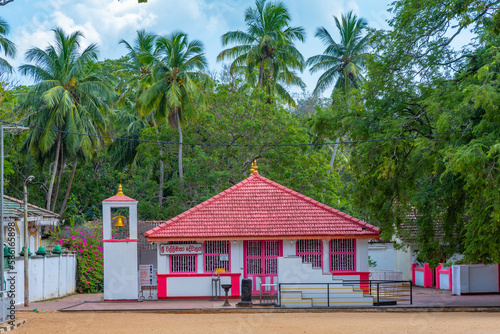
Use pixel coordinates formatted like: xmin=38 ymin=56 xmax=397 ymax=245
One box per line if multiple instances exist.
xmin=145 ymin=162 xmax=380 ymax=300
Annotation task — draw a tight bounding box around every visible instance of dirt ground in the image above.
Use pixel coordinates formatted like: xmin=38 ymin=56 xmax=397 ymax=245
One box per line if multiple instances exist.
xmin=14 ymin=311 xmax=500 ymax=334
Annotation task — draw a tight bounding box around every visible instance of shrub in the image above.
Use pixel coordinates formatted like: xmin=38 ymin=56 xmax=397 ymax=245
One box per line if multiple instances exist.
xmin=48 ymin=225 xmax=104 ymax=293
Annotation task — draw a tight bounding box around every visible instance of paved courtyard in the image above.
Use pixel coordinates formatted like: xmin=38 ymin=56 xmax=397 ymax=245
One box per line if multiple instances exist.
xmin=13 ymin=286 xmax=500 ymax=312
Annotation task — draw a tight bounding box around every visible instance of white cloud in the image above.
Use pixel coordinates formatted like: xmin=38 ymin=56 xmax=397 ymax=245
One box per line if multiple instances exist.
xmin=4 ymin=0 xmax=394 ymax=90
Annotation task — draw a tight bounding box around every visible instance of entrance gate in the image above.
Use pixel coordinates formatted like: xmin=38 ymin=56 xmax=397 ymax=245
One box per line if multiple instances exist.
xmin=244 ymin=240 xmax=282 ymax=294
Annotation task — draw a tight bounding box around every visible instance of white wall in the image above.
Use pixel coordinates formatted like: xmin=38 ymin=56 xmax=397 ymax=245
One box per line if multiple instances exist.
xmin=452 ymin=264 xmax=499 ymax=295
xmin=368 ymin=242 xmax=414 ymax=280
xmin=356 ymin=239 xmax=369 ymax=272
xmin=103 ymin=242 xmax=138 ymax=300
xmin=282 ymin=240 xmax=296 ymax=257
xmin=439 ymin=272 xmax=450 ymax=290
xmin=5 ymin=254 xmax=76 ymax=305
xmin=230 ymin=240 xmax=243 ymax=275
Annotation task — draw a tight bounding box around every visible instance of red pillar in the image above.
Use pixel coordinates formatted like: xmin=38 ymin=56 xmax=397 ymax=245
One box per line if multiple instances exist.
xmin=423 ymin=263 xmax=433 ymax=288
xmin=436 ymin=264 xmax=442 ymax=289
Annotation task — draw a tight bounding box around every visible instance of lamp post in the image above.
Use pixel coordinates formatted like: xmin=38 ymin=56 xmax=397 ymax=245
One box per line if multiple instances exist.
xmin=23 ymin=175 xmax=34 ymax=307
xmin=0 ymin=124 xmax=29 ymax=294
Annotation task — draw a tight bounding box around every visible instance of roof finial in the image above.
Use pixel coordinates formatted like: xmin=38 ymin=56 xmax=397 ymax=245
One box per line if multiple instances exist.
xmin=116 ymin=184 xmax=124 ymax=196
xmin=249 ymin=161 xmax=255 ymax=176
xmin=253 ymin=160 xmax=258 ymax=173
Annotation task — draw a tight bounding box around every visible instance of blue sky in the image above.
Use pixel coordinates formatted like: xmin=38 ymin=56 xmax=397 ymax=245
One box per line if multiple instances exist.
xmin=1 ymin=0 xmax=393 ymax=93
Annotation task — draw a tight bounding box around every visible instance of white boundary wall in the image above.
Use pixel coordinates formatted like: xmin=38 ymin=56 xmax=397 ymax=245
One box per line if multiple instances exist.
xmin=452 ymin=264 xmax=499 ymax=295
xmin=5 ymin=254 xmax=77 ymax=305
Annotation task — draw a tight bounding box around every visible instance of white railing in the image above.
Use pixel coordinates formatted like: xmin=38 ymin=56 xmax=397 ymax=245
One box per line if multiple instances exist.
xmin=369 ymin=269 xmax=403 ymax=281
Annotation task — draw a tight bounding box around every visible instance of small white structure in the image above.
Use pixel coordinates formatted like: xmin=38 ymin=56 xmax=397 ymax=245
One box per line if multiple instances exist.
xmin=102 ymin=185 xmax=138 ymax=301
xmin=452 ymin=264 xmax=500 ymax=295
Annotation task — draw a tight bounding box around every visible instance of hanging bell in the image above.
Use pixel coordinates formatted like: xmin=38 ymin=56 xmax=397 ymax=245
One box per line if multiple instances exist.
xmin=114 ymin=216 xmax=126 ymax=228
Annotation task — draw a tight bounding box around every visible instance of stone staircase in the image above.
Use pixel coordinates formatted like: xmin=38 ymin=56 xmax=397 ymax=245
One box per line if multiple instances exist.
xmin=278 ymin=257 xmax=374 ymax=307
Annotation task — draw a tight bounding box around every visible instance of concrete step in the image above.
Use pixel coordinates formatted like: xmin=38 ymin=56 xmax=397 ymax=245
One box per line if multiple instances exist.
xmin=282 ymin=297 xmax=313 ymax=308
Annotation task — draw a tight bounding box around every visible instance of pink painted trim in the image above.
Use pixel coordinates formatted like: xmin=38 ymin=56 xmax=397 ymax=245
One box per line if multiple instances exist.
xmin=359 ymin=272 xmax=369 ymax=294
xmin=450 ymin=265 xmax=453 ymax=291
xmin=436 ymin=263 xmax=453 ymax=290
xmin=243 ymin=241 xmax=248 ymax=280
xmin=423 ymin=263 xmax=433 ymax=288
xmin=411 ymin=264 xmax=416 ymax=285
xmin=414 ymin=263 xmax=433 ymax=287
xmin=158 ymin=273 xmax=242 ymax=278
xmin=243 ymin=241 xmax=282 ymax=294
xmin=329 ymin=239 xmax=356 ymax=273
xmin=157 ymin=274 xmax=167 ymax=298
xmin=203 ymin=241 xmax=231 ymax=273
xmin=158 ymin=296 xmax=240 ymax=300
xmin=103 ymin=238 xmax=138 ymax=243
xmin=331 ymin=271 xmax=370 ymax=276
xmin=170 ymin=254 xmax=197 ymax=273
xmin=231 ymin=274 xmax=240 ymax=296
xmin=157 ymin=273 xmax=242 ymax=298
xmin=436 ymin=264 xmax=441 ymax=289
xmin=296 ymin=240 xmax=323 ymax=269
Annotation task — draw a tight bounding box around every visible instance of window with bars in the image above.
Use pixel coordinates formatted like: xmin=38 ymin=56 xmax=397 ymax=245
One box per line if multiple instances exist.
xmin=204 ymin=241 xmax=230 ymax=272
xmin=170 ymin=255 xmax=197 ymax=273
xmin=296 ymin=239 xmax=322 ymax=268
xmin=330 ymin=239 xmax=356 ymax=272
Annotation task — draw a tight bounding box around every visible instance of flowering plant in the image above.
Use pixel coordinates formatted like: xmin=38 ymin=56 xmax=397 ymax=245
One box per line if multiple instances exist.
xmin=48 ymin=224 xmax=103 ymax=293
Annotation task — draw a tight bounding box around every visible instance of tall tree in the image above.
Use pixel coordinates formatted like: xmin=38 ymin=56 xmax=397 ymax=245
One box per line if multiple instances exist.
xmin=306 ymin=11 xmax=369 ymax=97
xmin=0 ymin=17 xmax=16 ymax=75
xmin=19 ymin=28 xmax=111 ymax=211
xmin=113 ymin=31 xmax=164 ymax=204
xmin=139 ymin=31 xmax=212 ymax=195
xmin=335 ymin=0 xmax=500 ymax=265
xmin=306 ymin=11 xmax=369 ymax=167
xmin=217 ymin=0 xmax=305 ymax=105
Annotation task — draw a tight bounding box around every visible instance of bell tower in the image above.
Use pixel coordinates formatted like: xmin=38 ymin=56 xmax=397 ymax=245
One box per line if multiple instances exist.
xmin=102 ymin=185 xmax=138 ymax=300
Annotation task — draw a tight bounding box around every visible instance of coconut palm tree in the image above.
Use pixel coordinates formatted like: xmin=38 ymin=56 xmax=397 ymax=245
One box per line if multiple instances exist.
xmin=306 ymin=11 xmax=369 ymax=167
xmin=0 ymin=17 xmax=16 ymax=75
xmin=306 ymin=11 xmax=369 ymax=97
xmin=217 ymin=0 xmax=305 ymax=104
xmin=19 ymin=28 xmax=111 ymax=211
xmin=139 ymin=31 xmax=212 ymax=193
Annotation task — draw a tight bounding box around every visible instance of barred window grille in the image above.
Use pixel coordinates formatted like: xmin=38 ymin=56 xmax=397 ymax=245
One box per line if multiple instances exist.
xmin=330 ymin=239 xmax=356 ymax=272
xmin=296 ymin=239 xmax=322 ymax=268
xmin=204 ymin=241 xmax=230 ymax=272
xmin=171 ymin=255 xmax=196 ymax=273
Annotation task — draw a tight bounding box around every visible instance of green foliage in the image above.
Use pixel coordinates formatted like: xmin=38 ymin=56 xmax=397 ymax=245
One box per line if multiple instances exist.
xmin=306 ymin=11 xmax=369 ymax=96
xmin=128 ymin=86 xmax=341 ymax=219
xmin=330 ymin=0 xmax=500 ymax=264
xmin=49 ymin=225 xmax=104 ymax=293
xmin=0 ymin=16 xmax=16 ymax=75
xmin=217 ymin=0 xmax=306 ymax=106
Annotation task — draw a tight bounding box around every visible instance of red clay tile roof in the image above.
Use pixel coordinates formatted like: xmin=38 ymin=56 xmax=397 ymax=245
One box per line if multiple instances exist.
xmin=103 ymin=195 xmax=137 ymax=202
xmin=145 ymin=172 xmax=379 ymax=241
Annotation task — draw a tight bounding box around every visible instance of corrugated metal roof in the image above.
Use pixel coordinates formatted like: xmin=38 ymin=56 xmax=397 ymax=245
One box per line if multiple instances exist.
xmin=1 ymin=195 xmax=60 ymax=225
